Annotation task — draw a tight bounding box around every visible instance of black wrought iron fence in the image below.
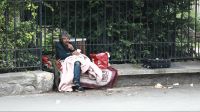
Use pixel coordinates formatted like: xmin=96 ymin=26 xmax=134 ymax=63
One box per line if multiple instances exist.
xmin=0 ymin=0 xmax=200 ymax=72
xmin=0 ymin=0 xmax=42 ymax=72
xmin=42 ymin=0 xmax=200 ymax=64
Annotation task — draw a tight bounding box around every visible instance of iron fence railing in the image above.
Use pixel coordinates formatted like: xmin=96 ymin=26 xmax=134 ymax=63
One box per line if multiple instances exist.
xmin=0 ymin=0 xmax=42 ymax=72
xmin=0 ymin=0 xmax=200 ymax=72
xmin=42 ymin=0 xmax=200 ymax=63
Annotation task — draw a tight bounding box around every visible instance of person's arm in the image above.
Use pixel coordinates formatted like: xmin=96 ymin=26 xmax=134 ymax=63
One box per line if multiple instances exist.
xmin=55 ymin=42 xmax=71 ymax=60
xmin=70 ymin=42 xmax=81 ymax=55
xmin=67 ymin=42 xmax=77 ymax=52
xmin=71 ymin=42 xmax=77 ymax=50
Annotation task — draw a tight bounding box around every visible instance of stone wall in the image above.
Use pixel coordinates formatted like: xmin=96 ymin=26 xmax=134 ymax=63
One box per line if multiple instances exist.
xmin=0 ymin=71 xmax=54 ymax=97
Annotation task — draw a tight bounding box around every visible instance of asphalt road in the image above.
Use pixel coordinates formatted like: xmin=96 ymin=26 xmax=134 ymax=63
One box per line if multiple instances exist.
xmin=0 ymin=85 xmax=200 ymax=111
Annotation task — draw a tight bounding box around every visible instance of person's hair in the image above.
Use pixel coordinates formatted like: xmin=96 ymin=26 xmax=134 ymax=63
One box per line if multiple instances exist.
xmin=59 ymin=31 xmax=70 ymax=44
xmin=61 ymin=31 xmax=70 ymax=39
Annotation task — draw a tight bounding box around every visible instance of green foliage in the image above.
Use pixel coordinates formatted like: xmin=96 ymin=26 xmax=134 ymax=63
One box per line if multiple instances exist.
xmin=0 ymin=0 xmax=41 ymax=71
xmin=43 ymin=0 xmax=198 ymax=63
xmin=1 ymin=0 xmax=200 ymax=70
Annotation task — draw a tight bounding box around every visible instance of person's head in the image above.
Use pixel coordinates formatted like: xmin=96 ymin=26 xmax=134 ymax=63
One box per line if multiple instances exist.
xmin=60 ymin=31 xmax=71 ymax=45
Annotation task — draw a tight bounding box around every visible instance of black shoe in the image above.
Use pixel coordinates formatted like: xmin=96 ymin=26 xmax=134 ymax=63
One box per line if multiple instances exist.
xmin=73 ymin=85 xmax=85 ymax=92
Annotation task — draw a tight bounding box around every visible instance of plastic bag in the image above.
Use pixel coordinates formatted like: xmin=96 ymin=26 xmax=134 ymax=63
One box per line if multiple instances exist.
xmin=90 ymin=52 xmax=110 ymax=69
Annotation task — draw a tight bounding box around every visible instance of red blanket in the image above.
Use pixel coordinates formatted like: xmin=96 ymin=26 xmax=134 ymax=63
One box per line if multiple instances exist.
xmin=80 ymin=67 xmax=118 ymax=88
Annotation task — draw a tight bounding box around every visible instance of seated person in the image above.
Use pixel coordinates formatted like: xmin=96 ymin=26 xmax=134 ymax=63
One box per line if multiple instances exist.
xmin=55 ymin=31 xmax=84 ymax=92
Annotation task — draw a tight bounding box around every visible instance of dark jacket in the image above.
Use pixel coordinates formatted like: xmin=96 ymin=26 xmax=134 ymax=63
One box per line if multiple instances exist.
xmin=55 ymin=41 xmax=76 ymax=60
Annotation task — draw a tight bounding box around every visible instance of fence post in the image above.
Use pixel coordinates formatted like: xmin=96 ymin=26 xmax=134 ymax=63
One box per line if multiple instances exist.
xmin=39 ymin=0 xmax=43 ymax=70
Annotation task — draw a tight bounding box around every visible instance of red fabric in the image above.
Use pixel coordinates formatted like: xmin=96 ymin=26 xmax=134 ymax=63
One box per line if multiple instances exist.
xmin=106 ymin=67 xmax=118 ymax=88
xmin=42 ymin=55 xmax=51 ymax=68
xmin=90 ymin=52 xmax=109 ymax=69
xmin=81 ymin=66 xmax=118 ymax=88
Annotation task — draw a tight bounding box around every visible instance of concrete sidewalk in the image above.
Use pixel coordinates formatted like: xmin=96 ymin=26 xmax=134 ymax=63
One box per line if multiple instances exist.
xmin=113 ymin=61 xmax=200 ymax=76
xmin=114 ymin=61 xmax=200 ymax=87
xmin=0 ymin=85 xmax=200 ymax=111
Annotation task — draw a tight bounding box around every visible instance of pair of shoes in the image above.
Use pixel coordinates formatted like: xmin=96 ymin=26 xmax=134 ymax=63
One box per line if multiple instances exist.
xmin=73 ymin=85 xmax=85 ymax=92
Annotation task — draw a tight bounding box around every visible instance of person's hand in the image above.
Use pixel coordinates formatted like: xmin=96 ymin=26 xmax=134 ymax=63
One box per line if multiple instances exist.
xmin=56 ymin=59 xmax=62 ymax=71
xmin=72 ymin=51 xmax=80 ymax=56
xmin=67 ymin=43 xmax=74 ymax=50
